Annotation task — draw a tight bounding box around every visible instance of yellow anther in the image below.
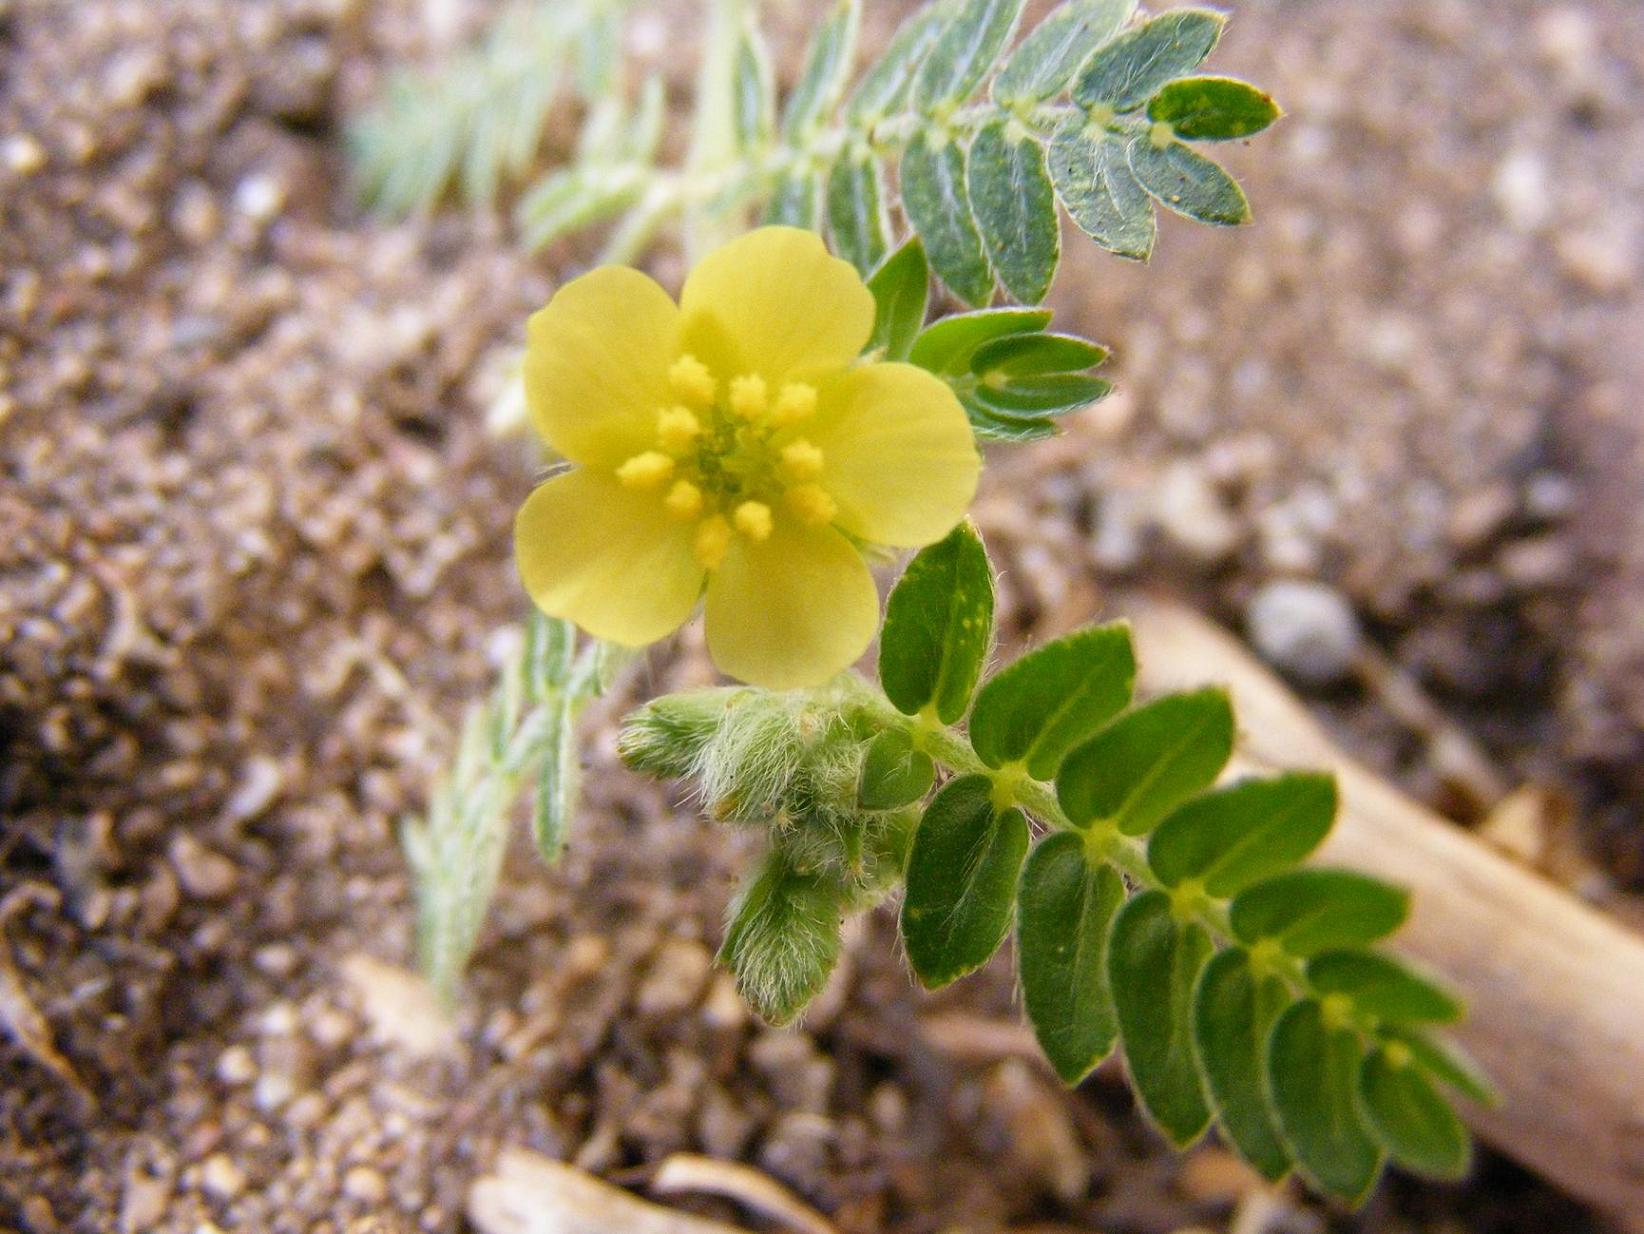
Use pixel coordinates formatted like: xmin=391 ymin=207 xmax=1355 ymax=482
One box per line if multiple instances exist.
xmin=664 ymin=479 xmax=703 ymax=519
xmin=733 ymin=500 xmax=773 ymax=542
xmin=694 ymin=515 xmax=732 ymax=570
xmin=780 ymin=439 xmax=825 ymax=480
xmin=669 ymin=353 xmax=716 ymax=406
xmin=785 ymin=483 xmax=838 ymax=526
xmin=656 ymin=405 xmax=702 ymax=452
xmin=616 ymin=451 xmax=674 ymax=489
xmin=728 ymin=373 xmax=769 ymax=420
xmin=771 ymin=381 xmax=817 ymax=425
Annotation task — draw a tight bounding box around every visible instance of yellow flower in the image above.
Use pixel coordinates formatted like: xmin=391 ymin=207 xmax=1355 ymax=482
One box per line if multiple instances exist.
xmin=514 ymin=227 xmax=981 ymax=689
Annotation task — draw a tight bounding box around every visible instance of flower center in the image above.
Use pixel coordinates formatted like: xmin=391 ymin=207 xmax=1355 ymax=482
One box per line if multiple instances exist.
xmin=616 ymin=352 xmax=841 ymax=569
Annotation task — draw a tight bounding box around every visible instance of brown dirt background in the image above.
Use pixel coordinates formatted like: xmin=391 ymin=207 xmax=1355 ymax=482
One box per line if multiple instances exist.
xmin=1 ymin=0 xmax=1641 ymax=1231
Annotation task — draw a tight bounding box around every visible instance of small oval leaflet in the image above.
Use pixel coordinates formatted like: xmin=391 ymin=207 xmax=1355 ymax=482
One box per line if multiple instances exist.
xmin=1017 ymin=831 xmax=1126 ymax=1084
xmin=901 ymin=775 xmax=1030 ymax=988
xmin=1229 ymin=868 xmax=1409 ymax=957
xmin=1108 ymin=889 xmax=1214 ymax=1145
xmin=1359 ymin=1044 xmax=1472 ymax=1180
xmin=879 ymin=521 xmax=995 ymax=724
xmin=969 ymin=622 xmax=1135 ymax=779
xmin=1306 ymin=950 xmax=1464 ymax=1026
xmin=1268 ymin=999 xmax=1385 ymax=1203
xmin=1056 ymin=688 xmax=1234 ymax=834
xmin=1148 ymin=772 xmax=1337 ymax=898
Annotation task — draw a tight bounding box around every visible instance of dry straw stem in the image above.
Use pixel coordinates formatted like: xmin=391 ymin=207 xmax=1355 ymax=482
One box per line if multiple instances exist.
xmin=1121 ymin=595 xmax=1644 ymax=1229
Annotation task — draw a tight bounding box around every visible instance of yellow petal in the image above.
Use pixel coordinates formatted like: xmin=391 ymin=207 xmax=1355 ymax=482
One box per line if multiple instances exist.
xmin=524 ymin=267 xmax=680 ymax=467
xmin=678 ymin=227 xmax=875 ymax=385
xmin=515 ymin=469 xmax=703 ymax=647
xmin=703 ymin=520 xmax=878 ymax=689
xmin=806 ymin=362 xmax=981 ymax=546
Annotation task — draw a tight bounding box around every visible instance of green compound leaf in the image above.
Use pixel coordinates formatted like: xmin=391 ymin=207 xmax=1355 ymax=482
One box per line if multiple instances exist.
xmin=516 ymin=165 xmax=646 ymax=250
xmin=966 ymin=120 xmax=1059 ymax=304
xmin=1384 ymin=1028 xmax=1500 ymax=1107
xmin=1056 ymin=688 xmax=1235 ymax=834
xmin=1149 ymin=772 xmax=1338 ymax=898
xmin=827 ymin=149 xmax=891 ymax=274
xmin=994 ymin=0 xmax=1137 ymax=104
xmin=1147 ymin=75 xmax=1281 ymax=141
xmin=845 ymin=1 xmax=946 ymax=122
xmin=719 ymin=850 xmax=843 ymax=1027
xmin=1269 ymin=999 xmax=1385 ymax=1204
xmin=1048 ymin=119 xmax=1156 ymax=260
xmin=1073 ymin=7 xmax=1225 ymax=112
xmin=732 ymin=24 xmax=775 ymax=149
xmin=910 ymin=307 xmax=1052 ymax=374
xmin=1193 ymin=948 xmax=1294 ymax=1180
xmin=1018 ymin=832 xmax=1125 ymax=1084
xmin=971 ymin=331 xmax=1108 ymax=377
xmin=972 ymin=372 xmax=1111 ymax=417
xmin=1127 ymin=135 xmax=1251 ymax=225
xmin=969 ymin=623 xmax=1135 ymax=779
xmin=782 ymin=0 xmax=860 ymax=139
xmin=1358 ymin=1045 xmax=1472 ymax=1180
xmin=763 ymin=168 xmax=821 ymax=226
xmin=858 ymin=727 xmax=936 ymax=810
xmin=902 ymin=133 xmax=996 ymax=308
xmin=901 ymin=775 xmax=1030 ymax=988
xmin=879 ymin=520 xmax=995 ymax=723
xmin=866 ymin=238 xmax=930 ymax=361
xmin=1307 ymin=951 xmax=1464 ymax=1026
xmin=913 ymin=0 xmax=1025 ymax=110
xmin=1108 ymin=889 xmax=1214 ymax=1145
xmin=1230 ymin=869 xmax=1409 ymax=958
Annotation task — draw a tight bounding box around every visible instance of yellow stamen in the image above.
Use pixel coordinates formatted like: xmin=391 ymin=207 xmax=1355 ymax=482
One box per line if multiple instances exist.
xmin=733 ymin=500 xmax=773 ymax=542
xmin=664 ymin=479 xmax=703 ymax=519
xmin=694 ymin=515 xmax=732 ymax=570
xmin=669 ymin=353 xmax=716 ymax=406
xmin=780 ymin=439 xmax=825 ymax=481
xmin=728 ymin=373 xmax=768 ymax=420
xmin=616 ymin=451 xmax=674 ymax=489
xmin=785 ymin=483 xmax=837 ymax=526
xmin=656 ymin=405 xmax=702 ymax=452
xmin=771 ymin=381 xmax=817 ymax=425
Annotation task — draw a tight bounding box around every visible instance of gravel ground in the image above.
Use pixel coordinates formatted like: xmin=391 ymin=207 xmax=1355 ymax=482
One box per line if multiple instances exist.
xmin=0 ymin=0 xmax=1640 ymax=1231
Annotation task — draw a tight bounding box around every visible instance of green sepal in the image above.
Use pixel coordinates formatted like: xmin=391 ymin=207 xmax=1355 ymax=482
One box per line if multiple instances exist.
xmin=972 ymin=373 xmax=1111 ymax=417
xmin=1192 ymin=948 xmax=1294 ymax=1180
xmin=902 ymin=132 xmax=996 ymax=308
xmin=1146 ymin=75 xmax=1280 ymax=141
xmin=1072 ymin=7 xmax=1224 ymax=112
xmin=1268 ymin=999 xmax=1385 ymax=1203
xmin=1148 ymin=772 xmax=1337 ymax=898
xmin=1056 ymin=688 xmax=1234 ymax=834
xmin=1018 ymin=832 xmax=1125 ymax=1084
xmin=901 ymin=775 xmax=1030 ymax=988
xmin=1229 ymin=869 xmax=1409 ymax=958
xmin=1108 ymin=889 xmax=1214 ymax=1145
xmin=1047 ymin=118 xmax=1156 ymax=260
xmin=858 ymin=728 xmax=936 ymax=811
xmin=966 ymin=120 xmax=1059 ymax=304
xmin=910 ymin=307 xmax=1052 ymax=374
xmin=879 ymin=521 xmax=995 ymax=723
xmin=1307 ymin=950 xmax=1464 ymax=1026
xmin=719 ymin=849 xmax=844 ymax=1027
xmin=1357 ymin=1046 xmax=1472 ymax=1181
xmin=1127 ymin=135 xmax=1251 ymax=225
xmin=866 ymin=238 xmax=930 ymax=361
xmin=993 ymin=0 xmax=1136 ymax=104
xmin=969 ymin=623 xmax=1135 ymax=779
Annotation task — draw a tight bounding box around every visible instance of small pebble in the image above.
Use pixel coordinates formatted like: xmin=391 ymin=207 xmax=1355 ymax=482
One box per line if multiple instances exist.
xmin=342 ymin=1166 xmax=388 ymax=1205
xmin=216 ymin=1044 xmax=257 ymax=1086
xmin=1247 ymin=580 xmax=1363 ymax=686
xmin=168 ymin=834 xmax=239 ymax=900
xmin=198 ymin=1154 xmax=246 ymax=1202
